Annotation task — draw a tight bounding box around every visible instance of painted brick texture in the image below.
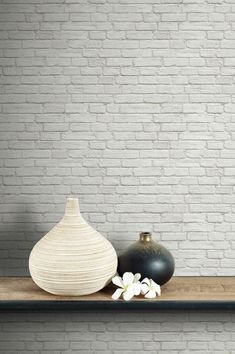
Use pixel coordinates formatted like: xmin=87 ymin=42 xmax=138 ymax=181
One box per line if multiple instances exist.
xmin=0 ymin=0 xmax=235 ymax=353
xmin=1 ymin=0 xmax=235 ymax=276
xmin=0 ymin=311 xmax=234 ymax=354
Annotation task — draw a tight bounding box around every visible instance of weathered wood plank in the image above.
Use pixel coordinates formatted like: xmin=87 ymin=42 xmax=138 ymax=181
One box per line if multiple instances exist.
xmin=0 ymin=277 xmax=234 ymax=311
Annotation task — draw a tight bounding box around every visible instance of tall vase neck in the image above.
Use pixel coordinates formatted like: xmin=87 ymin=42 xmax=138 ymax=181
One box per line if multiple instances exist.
xmin=65 ymin=198 xmax=80 ymax=216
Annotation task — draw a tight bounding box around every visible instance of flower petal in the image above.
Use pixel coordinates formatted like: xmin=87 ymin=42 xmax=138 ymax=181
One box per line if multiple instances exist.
xmin=151 ymin=280 xmax=161 ymax=296
xmin=141 ymin=277 xmax=150 ymax=286
xmin=134 ymin=273 xmax=141 ymax=282
xmin=144 ymin=290 xmax=156 ymax=299
xmin=112 ymin=288 xmax=123 ymax=300
xmin=141 ymin=283 xmax=149 ymax=295
xmin=123 ymin=287 xmax=135 ymax=301
xmin=123 ymin=272 xmax=134 ymax=286
xmin=132 ymin=282 xmax=141 ymax=296
xmin=112 ymin=275 xmax=123 ymax=288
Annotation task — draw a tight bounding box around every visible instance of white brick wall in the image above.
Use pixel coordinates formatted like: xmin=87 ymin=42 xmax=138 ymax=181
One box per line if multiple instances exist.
xmin=0 ymin=1 xmax=235 ymax=353
xmin=0 ymin=311 xmax=234 ymax=354
xmin=1 ymin=0 xmax=235 ymax=277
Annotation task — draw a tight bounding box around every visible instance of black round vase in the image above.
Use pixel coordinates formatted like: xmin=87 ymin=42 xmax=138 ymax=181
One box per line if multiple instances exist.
xmin=118 ymin=232 xmax=175 ymax=286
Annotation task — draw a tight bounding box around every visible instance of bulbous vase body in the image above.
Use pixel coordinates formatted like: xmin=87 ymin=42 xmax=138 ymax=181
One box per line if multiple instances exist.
xmin=29 ymin=198 xmax=118 ymax=295
xmin=118 ymin=232 xmax=175 ymax=286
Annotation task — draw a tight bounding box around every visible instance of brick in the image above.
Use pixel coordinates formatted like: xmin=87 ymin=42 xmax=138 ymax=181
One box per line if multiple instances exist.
xmin=0 ymin=0 xmax=234 ymax=337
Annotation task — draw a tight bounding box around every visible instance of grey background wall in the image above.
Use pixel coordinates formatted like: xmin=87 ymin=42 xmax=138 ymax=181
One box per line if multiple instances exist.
xmin=0 ymin=311 xmax=234 ymax=353
xmin=1 ymin=0 xmax=235 ymax=277
xmin=0 ymin=0 xmax=235 ymax=353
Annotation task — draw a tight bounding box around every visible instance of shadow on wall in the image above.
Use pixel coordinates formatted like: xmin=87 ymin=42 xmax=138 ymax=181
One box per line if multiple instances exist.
xmin=0 ymin=202 xmax=45 ymax=276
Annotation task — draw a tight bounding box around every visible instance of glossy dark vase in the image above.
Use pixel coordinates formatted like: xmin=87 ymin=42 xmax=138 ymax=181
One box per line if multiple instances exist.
xmin=118 ymin=232 xmax=175 ymax=286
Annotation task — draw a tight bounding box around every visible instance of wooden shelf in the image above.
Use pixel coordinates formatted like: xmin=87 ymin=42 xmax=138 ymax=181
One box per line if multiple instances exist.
xmin=0 ymin=276 xmax=234 ymax=311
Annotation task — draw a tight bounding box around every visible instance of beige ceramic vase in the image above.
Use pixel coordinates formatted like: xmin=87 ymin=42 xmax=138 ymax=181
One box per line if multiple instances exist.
xmin=29 ymin=197 xmax=117 ymax=296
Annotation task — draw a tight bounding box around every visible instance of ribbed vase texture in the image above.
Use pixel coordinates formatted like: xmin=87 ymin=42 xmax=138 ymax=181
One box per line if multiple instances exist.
xmin=29 ymin=198 xmax=118 ymax=296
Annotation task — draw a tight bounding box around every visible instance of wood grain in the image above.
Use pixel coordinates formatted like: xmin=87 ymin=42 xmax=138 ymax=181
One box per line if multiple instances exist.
xmin=0 ymin=277 xmax=235 ymax=310
xmin=0 ymin=276 xmax=234 ymax=302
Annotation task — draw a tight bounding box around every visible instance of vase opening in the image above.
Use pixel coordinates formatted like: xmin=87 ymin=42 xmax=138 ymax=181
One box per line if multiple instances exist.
xmin=65 ymin=197 xmax=80 ymax=216
xmin=139 ymin=232 xmax=152 ymax=242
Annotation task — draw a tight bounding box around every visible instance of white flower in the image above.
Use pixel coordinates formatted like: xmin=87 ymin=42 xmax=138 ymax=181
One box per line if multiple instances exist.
xmin=112 ymin=272 xmax=141 ymax=301
xmin=141 ymin=278 xmax=161 ymax=299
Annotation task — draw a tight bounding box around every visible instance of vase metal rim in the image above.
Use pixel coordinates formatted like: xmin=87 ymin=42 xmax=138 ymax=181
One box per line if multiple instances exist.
xmin=139 ymin=232 xmax=152 ymax=242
